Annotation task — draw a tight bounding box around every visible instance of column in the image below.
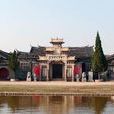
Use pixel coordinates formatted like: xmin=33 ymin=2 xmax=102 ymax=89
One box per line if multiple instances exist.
xmin=40 ymin=65 xmax=42 ymax=81
xmin=64 ymin=62 xmax=67 ymax=81
xmin=47 ymin=63 xmax=49 ymax=81
xmin=72 ymin=64 xmax=74 ymax=82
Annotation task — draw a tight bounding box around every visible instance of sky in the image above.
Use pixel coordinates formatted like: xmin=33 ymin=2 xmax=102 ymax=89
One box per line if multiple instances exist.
xmin=0 ymin=0 xmax=114 ymax=54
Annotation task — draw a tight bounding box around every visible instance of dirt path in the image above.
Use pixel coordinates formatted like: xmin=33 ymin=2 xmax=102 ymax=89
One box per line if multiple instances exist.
xmin=0 ymin=81 xmax=114 ymax=86
xmin=0 ymin=81 xmax=114 ymax=96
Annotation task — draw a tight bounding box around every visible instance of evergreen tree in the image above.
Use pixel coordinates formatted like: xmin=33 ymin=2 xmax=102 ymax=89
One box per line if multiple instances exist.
xmin=8 ymin=50 xmax=19 ymax=78
xmin=92 ymin=32 xmax=108 ymax=73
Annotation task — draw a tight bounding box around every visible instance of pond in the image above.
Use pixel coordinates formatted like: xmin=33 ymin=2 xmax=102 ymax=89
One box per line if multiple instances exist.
xmin=0 ymin=95 xmax=114 ymax=114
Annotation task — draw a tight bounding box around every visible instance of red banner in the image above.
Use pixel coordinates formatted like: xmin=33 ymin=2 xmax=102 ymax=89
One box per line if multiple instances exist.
xmin=74 ymin=65 xmax=81 ymax=75
xmin=33 ymin=65 xmax=41 ymax=76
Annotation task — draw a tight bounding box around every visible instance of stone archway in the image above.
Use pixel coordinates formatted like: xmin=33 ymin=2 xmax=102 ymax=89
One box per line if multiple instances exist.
xmin=52 ymin=64 xmax=63 ymax=79
xmin=49 ymin=61 xmax=64 ymax=80
xmin=0 ymin=68 xmax=9 ymax=80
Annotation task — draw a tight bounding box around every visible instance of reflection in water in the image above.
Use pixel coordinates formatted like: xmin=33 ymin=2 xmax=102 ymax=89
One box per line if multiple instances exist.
xmin=0 ymin=95 xmax=114 ymax=114
xmin=90 ymin=97 xmax=108 ymax=114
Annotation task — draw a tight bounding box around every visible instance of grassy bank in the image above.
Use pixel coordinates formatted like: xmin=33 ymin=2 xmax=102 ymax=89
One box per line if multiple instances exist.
xmin=0 ymin=81 xmax=114 ymax=96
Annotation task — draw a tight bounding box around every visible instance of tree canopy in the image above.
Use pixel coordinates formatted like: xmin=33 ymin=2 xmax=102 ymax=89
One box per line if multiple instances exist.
xmin=8 ymin=50 xmax=19 ymax=72
xmin=92 ymin=32 xmax=108 ymax=73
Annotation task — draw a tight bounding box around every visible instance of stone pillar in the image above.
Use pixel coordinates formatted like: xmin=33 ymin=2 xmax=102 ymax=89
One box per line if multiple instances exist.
xmin=88 ymin=71 xmax=93 ymax=82
xmin=47 ymin=69 xmax=49 ymax=81
xmin=64 ymin=62 xmax=67 ymax=81
xmin=47 ymin=64 xmax=49 ymax=81
xmin=72 ymin=64 xmax=74 ymax=82
xmin=76 ymin=74 xmax=80 ymax=82
xmin=50 ymin=64 xmax=52 ymax=80
xmin=40 ymin=65 xmax=42 ymax=81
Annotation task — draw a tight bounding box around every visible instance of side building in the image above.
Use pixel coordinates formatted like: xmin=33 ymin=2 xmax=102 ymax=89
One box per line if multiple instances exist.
xmin=0 ymin=50 xmax=10 ymax=80
xmin=107 ymin=54 xmax=114 ymax=79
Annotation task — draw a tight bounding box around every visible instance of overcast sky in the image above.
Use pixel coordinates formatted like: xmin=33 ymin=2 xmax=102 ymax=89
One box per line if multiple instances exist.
xmin=0 ymin=0 xmax=114 ymax=54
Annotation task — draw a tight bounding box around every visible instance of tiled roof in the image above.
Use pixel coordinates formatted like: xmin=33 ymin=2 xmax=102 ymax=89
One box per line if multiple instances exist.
xmin=17 ymin=50 xmax=39 ymax=60
xmin=17 ymin=51 xmax=30 ymax=59
xmin=30 ymin=46 xmax=46 ymax=56
xmin=106 ymin=54 xmax=114 ymax=61
xmin=68 ymin=46 xmax=93 ymax=58
xmin=17 ymin=45 xmax=93 ymax=60
xmin=0 ymin=50 xmax=9 ymax=59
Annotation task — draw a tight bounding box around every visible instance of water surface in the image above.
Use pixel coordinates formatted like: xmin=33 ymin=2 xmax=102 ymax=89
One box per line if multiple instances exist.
xmin=0 ymin=95 xmax=114 ymax=114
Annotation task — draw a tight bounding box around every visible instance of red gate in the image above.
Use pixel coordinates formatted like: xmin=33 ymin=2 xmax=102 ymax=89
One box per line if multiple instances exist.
xmin=0 ymin=68 xmax=9 ymax=80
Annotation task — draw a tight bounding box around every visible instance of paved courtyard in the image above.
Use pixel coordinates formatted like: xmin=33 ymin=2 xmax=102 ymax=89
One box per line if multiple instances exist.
xmin=0 ymin=81 xmax=114 ymax=86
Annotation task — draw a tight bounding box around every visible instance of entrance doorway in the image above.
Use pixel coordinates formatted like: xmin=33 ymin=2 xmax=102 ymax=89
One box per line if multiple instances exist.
xmin=0 ymin=68 xmax=9 ymax=80
xmin=52 ymin=64 xmax=63 ymax=79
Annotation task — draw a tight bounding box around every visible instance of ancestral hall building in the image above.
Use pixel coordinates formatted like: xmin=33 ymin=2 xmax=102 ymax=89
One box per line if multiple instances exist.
xmin=0 ymin=38 xmax=93 ymax=81
xmin=1 ymin=38 xmax=114 ymax=81
xmin=18 ymin=38 xmax=93 ymax=81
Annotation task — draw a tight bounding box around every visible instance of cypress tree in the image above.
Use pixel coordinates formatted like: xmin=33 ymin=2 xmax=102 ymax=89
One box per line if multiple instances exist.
xmin=92 ymin=32 xmax=107 ymax=73
xmin=8 ymin=50 xmax=19 ymax=78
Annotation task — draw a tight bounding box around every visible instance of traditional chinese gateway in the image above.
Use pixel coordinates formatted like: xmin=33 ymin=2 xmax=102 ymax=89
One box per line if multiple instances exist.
xmin=0 ymin=38 xmax=93 ymax=81
xmin=18 ymin=38 xmax=93 ymax=81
